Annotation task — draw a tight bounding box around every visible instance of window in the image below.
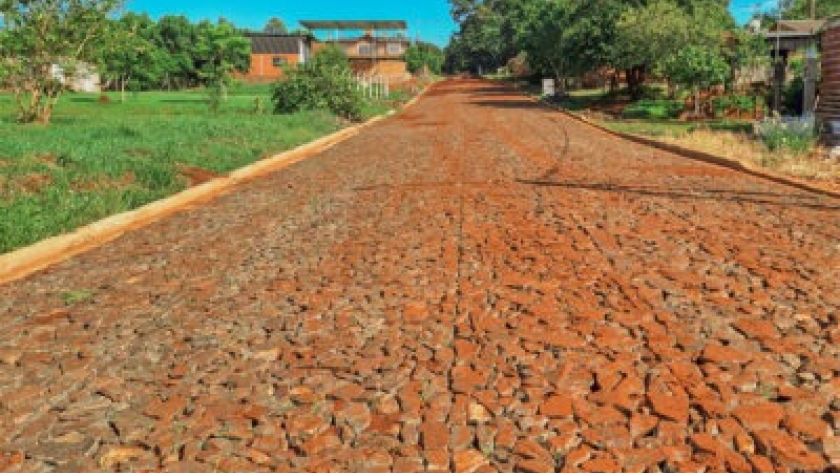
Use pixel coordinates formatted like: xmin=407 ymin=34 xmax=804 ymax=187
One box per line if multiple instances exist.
xmin=272 ymin=57 xmax=288 ymax=67
xmin=358 ymin=44 xmax=373 ymax=56
xmin=387 ymin=43 xmax=402 ymax=55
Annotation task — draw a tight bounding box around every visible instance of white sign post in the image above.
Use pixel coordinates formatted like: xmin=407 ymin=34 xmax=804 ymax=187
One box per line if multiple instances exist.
xmin=542 ymin=78 xmax=555 ymax=97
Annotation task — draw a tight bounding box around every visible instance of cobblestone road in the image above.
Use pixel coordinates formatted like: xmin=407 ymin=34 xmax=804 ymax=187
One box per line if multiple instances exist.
xmin=2 ymin=80 xmax=840 ymax=472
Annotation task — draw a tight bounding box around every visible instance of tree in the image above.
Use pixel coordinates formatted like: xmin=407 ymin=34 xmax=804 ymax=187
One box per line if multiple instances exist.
xmin=776 ymin=0 xmax=840 ymax=19
xmin=194 ymin=20 xmax=251 ymax=112
xmin=264 ymin=17 xmax=287 ymax=34
xmin=0 ymin=0 xmax=122 ymax=124
xmin=155 ymin=15 xmax=200 ymax=89
xmin=97 ymin=13 xmax=165 ymax=101
xmin=661 ymin=45 xmax=729 ymax=116
xmin=405 ymin=42 xmax=444 ymax=75
xmin=613 ymin=0 xmax=694 ymax=99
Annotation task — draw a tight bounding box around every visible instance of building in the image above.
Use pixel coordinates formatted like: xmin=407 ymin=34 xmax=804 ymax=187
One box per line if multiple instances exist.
xmin=300 ymin=20 xmax=411 ymax=79
xmin=240 ymin=33 xmax=312 ymax=83
xmin=51 ymin=62 xmax=101 ymax=93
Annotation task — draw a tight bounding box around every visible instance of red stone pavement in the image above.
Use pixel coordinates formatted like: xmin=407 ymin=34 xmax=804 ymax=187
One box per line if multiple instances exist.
xmin=1 ymin=80 xmax=839 ymax=473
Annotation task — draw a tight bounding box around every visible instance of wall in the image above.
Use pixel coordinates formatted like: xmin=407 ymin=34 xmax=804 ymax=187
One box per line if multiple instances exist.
xmin=349 ymin=59 xmax=409 ymax=78
xmin=820 ymin=18 xmax=840 ymax=145
xmin=239 ymin=53 xmax=299 ymax=83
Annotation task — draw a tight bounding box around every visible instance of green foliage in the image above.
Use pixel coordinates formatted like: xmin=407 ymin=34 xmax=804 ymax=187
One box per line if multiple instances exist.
xmin=775 ymin=0 xmax=840 ymax=19
xmin=0 ymin=0 xmax=122 ymax=124
xmin=271 ymin=46 xmax=364 ymax=121
xmin=622 ymin=100 xmax=684 ymax=119
xmin=96 ymin=13 xmax=167 ymax=101
xmin=264 ymin=17 xmax=287 ymax=34
xmin=194 ymin=20 xmax=251 ymax=113
xmin=405 ymin=43 xmax=445 ymax=75
xmin=662 ymin=46 xmax=730 ymax=91
xmin=712 ymin=94 xmax=757 ymax=115
xmin=445 ymin=0 xmax=736 ymax=99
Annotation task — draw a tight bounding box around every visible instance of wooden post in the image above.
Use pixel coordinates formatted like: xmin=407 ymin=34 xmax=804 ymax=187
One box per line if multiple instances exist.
xmin=803 ymin=54 xmax=819 ymax=115
xmin=772 ymin=59 xmax=785 ymax=113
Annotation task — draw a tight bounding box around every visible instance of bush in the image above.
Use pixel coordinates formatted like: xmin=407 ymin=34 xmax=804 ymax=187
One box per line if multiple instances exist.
xmin=271 ymin=46 xmax=364 ymax=121
xmin=622 ymin=99 xmax=683 ymax=119
xmin=753 ymin=114 xmax=816 ymax=153
xmin=712 ymin=94 xmax=757 ymax=117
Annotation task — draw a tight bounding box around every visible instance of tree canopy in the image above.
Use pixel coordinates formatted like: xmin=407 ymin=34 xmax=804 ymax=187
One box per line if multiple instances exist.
xmin=445 ymin=0 xmax=747 ymax=99
xmin=0 ymin=0 xmax=122 ymax=123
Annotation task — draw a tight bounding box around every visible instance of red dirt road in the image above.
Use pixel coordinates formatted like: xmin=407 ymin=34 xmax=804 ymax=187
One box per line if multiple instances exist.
xmin=2 ymin=80 xmax=840 ymax=472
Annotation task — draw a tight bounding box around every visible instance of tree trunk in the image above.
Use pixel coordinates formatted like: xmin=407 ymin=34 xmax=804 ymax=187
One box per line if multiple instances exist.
xmin=694 ymin=89 xmax=701 ymax=118
xmin=625 ymin=65 xmax=647 ymax=100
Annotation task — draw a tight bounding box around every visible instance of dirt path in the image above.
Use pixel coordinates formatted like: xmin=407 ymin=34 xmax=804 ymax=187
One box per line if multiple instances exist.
xmin=2 ymin=80 xmax=839 ymax=473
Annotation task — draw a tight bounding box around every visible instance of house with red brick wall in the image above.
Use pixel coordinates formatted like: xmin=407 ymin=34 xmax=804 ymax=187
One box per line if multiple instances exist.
xmin=239 ymin=33 xmax=312 ymax=83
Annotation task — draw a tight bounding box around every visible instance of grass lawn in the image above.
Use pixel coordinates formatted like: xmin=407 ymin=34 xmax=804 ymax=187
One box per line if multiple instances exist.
xmin=0 ymin=84 xmax=392 ymax=254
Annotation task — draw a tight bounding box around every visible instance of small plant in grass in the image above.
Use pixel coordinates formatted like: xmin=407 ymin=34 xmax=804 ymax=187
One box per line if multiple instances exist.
xmin=753 ymin=114 xmax=816 ymax=154
xmin=61 ymin=290 xmax=95 ymax=305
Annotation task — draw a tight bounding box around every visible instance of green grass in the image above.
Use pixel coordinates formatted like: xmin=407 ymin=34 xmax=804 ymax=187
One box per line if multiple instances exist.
xmin=601 ymin=119 xmax=752 ymax=138
xmin=603 ymin=119 xmax=753 ymax=138
xmin=556 ymin=88 xmax=613 ymax=111
xmin=0 ymin=85 xmax=348 ymax=254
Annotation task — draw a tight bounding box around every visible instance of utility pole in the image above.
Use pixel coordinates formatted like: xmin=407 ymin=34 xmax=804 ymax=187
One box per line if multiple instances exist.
xmin=811 ymin=0 xmax=816 ymax=20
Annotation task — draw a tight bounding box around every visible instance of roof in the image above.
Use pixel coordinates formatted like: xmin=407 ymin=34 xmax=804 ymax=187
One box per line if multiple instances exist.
xmin=300 ymin=20 xmax=407 ymax=31
xmin=330 ymin=37 xmax=411 ymax=43
xmin=770 ymin=19 xmax=826 ymax=34
xmin=245 ymin=33 xmax=306 ymax=55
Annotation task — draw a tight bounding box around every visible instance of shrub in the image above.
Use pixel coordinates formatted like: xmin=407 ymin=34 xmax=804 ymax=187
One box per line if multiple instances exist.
xmin=753 ymin=114 xmax=816 ymax=154
xmin=712 ymin=94 xmax=757 ymax=117
xmin=622 ymin=99 xmax=683 ymax=119
xmin=271 ymin=46 xmax=364 ymax=121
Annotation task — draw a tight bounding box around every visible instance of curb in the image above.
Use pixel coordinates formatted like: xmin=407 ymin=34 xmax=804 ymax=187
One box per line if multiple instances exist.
xmin=0 ymin=86 xmax=433 ymax=286
xmin=543 ymin=99 xmax=840 ymax=201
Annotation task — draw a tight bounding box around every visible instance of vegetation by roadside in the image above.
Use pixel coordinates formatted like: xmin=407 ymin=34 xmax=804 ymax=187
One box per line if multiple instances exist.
xmin=556 ymin=88 xmax=840 ymax=187
xmin=0 ymin=83 xmax=409 ymax=254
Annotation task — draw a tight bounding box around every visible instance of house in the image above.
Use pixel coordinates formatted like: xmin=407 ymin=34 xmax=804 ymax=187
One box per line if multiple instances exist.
xmin=300 ymin=20 xmax=411 ymax=79
xmin=764 ymin=19 xmax=825 ymax=59
xmin=240 ymin=33 xmax=312 ymax=82
xmin=51 ymin=62 xmax=101 ymax=93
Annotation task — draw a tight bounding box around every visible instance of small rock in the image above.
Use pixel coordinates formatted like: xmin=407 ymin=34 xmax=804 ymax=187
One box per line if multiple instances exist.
xmin=468 ymin=402 xmax=492 ymax=424
xmin=99 ymin=447 xmax=148 ymax=468
xmin=453 ymin=449 xmax=489 ymax=473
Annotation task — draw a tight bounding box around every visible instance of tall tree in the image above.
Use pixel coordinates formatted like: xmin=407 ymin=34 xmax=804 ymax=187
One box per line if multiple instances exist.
xmin=155 ymin=15 xmax=200 ymax=89
xmin=0 ymin=0 xmax=122 ymax=124
xmin=405 ymin=42 xmax=445 ymax=75
xmin=264 ymin=17 xmax=287 ymax=34
xmin=97 ymin=13 xmax=165 ymax=100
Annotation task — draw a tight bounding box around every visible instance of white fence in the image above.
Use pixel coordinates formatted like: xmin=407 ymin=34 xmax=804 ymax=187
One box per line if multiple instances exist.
xmin=355 ymin=74 xmax=390 ymax=99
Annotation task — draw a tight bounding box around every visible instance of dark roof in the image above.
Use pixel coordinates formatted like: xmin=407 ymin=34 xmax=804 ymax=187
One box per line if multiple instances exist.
xmin=245 ymin=33 xmax=306 ymax=55
xmin=300 ymin=20 xmax=407 ymax=30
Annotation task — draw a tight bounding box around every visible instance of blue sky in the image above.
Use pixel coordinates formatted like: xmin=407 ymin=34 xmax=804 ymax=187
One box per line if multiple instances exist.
xmin=730 ymin=0 xmax=780 ymax=23
xmin=125 ymin=0 xmax=774 ymax=46
xmin=124 ymin=0 xmax=457 ymax=45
